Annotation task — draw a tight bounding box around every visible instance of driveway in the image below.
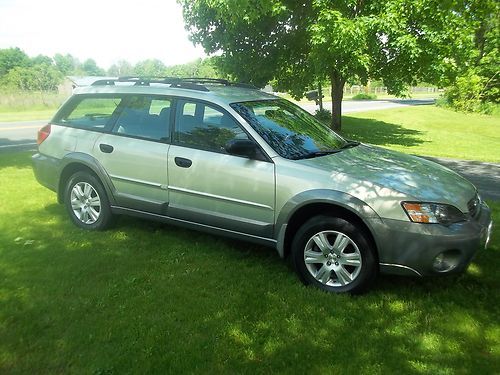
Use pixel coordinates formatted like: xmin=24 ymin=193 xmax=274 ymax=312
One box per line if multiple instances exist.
xmin=0 ymin=120 xmax=42 ymax=151
xmin=301 ymin=98 xmax=435 ymax=114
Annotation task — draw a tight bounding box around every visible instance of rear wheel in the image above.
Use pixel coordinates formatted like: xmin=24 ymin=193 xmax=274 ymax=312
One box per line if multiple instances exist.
xmin=64 ymin=171 xmax=113 ymax=230
xmin=291 ymin=215 xmax=377 ymax=294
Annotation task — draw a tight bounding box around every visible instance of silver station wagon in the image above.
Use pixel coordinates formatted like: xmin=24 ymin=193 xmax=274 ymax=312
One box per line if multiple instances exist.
xmin=32 ymin=77 xmax=493 ymax=293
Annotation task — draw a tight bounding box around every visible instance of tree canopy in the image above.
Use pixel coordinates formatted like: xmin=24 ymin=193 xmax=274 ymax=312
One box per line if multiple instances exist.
xmin=442 ymin=0 xmax=499 ymax=112
xmin=0 ymin=47 xmax=30 ymax=77
xmin=0 ymin=47 xmax=223 ymax=94
xmin=180 ymin=0 xmax=490 ymax=130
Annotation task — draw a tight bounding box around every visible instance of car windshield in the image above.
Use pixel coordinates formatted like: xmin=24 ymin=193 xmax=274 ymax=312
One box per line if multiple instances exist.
xmin=231 ymin=99 xmax=349 ymax=159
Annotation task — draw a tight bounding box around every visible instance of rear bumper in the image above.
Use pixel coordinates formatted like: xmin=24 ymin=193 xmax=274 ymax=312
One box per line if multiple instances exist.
xmin=32 ymin=153 xmax=60 ymax=193
xmin=372 ymin=202 xmax=492 ymax=277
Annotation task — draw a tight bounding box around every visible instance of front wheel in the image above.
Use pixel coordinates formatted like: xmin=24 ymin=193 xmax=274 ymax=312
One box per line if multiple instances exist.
xmin=64 ymin=171 xmax=113 ymax=230
xmin=291 ymin=216 xmax=377 ymax=294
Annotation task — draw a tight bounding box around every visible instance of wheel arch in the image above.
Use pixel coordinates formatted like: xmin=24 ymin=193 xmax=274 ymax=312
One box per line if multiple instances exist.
xmin=57 ymin=153 xmax=115 ymax=205
xmin=275 ymin=190 xmax=381 ymax=261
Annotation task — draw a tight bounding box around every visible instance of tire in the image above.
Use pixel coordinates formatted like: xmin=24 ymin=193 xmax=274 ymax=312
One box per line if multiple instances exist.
xmin=64 ymin=171 xmax=113 ymax=230
xmin=291 ymin=215 xmax=377 ymax=294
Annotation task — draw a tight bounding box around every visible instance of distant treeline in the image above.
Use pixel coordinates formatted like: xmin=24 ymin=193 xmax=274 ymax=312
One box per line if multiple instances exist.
xmin=0 ymin=47 xmax=220 ymax=92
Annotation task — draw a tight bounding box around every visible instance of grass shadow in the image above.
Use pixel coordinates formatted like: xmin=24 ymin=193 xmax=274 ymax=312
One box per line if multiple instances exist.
xmin=1 ymin=150 xmax=499 ymax=373
xmin=0 ymin=150 xmax=34 ymax=169
xmin=341 ymin=116 xmax=426 ymax=147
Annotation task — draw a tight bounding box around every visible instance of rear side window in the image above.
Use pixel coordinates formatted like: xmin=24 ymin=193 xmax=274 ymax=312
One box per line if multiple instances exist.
xmin=55 ymin=96 xmax=122 ymax=130
xmin=112 ymin=96 xmax=171 ymax=141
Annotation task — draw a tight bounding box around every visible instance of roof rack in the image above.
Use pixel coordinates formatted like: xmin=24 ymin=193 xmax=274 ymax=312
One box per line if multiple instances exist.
xmin=90 ymin=77 xmax=258 ymax=92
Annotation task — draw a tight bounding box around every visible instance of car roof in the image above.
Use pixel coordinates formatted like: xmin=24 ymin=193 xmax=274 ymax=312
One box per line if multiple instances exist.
xmin=72 ymin=82 xmax=277 ymax=106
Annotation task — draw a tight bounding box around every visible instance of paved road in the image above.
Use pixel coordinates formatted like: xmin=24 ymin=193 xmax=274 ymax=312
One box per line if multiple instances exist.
xmin=422 ymin=156 xmax=500 ymax=201
xmin=301 ymin=98 xmax=435 ymax=114
xmin=0 ymin=120 xmax=43 ymax=151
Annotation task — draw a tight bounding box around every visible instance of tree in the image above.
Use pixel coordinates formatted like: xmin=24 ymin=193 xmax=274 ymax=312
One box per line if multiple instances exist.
xmin=81 ymin=58 xmax=105 ymax=76
xmin=31 ymin=54 xmax=53 ymax=67
xmin=3 ymin=64 xmax=63 ymax=93
xmin=134 ymin=59 xmax=166 ymax=77
xmin=164 ymin=57 xmax=219 ymax=78
xmin=54 ymin=53 xmax=78 ymax=75
xmin=0 ymin=47 xmax=30 ymax=77
xmin=443 ymin=0 xmax=499 ymax=111
xmin=108 ymin=60 xmax=134 ymax=76
xmin=180 ymin=0 xmax=475 ymax=130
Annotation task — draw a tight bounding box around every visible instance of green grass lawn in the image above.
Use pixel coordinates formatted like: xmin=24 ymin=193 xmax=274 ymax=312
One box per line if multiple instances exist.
xmin=0 ymin=109 xmax=54 ymax=122
xmin=0 ymin=151 xmax=499 ymax=373
xmin=342 ymin=105 xmax=500 ymax=162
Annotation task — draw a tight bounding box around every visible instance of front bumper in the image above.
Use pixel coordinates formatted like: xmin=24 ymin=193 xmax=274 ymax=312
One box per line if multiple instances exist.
xmin=372 ymin=202 xmax=493 ymax=277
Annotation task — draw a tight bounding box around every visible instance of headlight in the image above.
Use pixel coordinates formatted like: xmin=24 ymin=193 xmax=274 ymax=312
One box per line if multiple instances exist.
xmin=401 ymin=202 xmax=466 ymax=225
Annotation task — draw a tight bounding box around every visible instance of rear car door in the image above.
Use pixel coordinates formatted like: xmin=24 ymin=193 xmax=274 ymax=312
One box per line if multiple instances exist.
xmin=93 ymin=95 xmax=172 ymax=214
xmin=167 ymin=99 xmax=275 ymax=238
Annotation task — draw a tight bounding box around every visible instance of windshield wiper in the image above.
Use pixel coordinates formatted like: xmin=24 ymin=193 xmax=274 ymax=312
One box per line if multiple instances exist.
xmin=293 ymin=141 xmax=360 ymax=160
xmin=293 ymin=150 xmax=342 ymax=160
xmin=340 ymin=140 xmax=360 ymax=149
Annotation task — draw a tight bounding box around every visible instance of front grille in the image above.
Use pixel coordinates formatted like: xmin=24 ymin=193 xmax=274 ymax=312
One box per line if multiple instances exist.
xmin=467 ymin=194 xmax=480 ymax=218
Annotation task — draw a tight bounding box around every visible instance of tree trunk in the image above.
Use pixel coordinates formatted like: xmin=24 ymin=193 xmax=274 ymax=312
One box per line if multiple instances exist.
xmin=330 ymin=71 xmax=345 ymax=131
xmin=318 ymin=81 xmax=324 ymax=111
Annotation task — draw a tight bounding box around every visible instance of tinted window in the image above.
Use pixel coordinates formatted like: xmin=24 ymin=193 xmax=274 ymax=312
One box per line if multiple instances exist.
xmin=56 ymin=97 xmax=122 ymax=130
xmin=112 ymin=96 xmax=171 ymax=141
xmin=174 ymin=100 xmax=248 ymax=152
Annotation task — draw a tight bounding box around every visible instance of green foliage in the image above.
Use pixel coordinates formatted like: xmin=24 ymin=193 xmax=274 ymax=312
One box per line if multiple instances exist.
xmin=442 ymin=0 xmax=499 ymax=112
xmin=352 ymin=93 xmax=377 ymax=100
xmin=106 ymin=57 xmax=221 ymax=78
xmin=0 ymin=47 xmax=30 ymax=77
xmin=164 ymin=57 xmax=219 ymax=78
xmin=133 ymin=59 xmax=166 ymax=77
xmin=53 ymin=53 xmax=78 ymax=75
xmin=2 ymin=64 xmax=63 ymax=92
xmin=314 ymin=108 xmax=332 ymax=123
xmin=179 ymin=0 xmax=477 ymax=131
xmin=81 ymin=58 xmax=105 ymax=76
xmin=440 ymin=72 xmax=488 ymax=113
xmin=107 ymin=60 xmax=134 ymax=76
xmin=30 ymin=54 xmax=53 ymax=66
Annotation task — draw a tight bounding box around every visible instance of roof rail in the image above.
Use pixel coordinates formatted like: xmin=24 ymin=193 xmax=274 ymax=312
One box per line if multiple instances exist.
xmin=90 ymin=77 xmax=258 ymax=91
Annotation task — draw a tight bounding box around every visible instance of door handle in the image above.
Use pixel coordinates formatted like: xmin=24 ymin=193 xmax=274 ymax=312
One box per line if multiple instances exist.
xmin=174 ymin=157 xmax=192 ymax=168
xmin=99 ymin=144 xmax=114 ymax=153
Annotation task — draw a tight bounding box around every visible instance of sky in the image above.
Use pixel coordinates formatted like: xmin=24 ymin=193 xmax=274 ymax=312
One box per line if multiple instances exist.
xmin=0 ymin=0 xmax=207 ymax=69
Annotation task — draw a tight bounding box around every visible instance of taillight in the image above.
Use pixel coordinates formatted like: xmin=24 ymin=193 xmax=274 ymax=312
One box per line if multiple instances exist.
xmin=37 ymin=124 xmax=51 ymax=145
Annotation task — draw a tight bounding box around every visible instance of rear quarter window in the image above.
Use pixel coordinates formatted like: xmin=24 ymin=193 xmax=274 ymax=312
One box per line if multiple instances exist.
xmin=54 ymin=96 xmax=123 ymax=130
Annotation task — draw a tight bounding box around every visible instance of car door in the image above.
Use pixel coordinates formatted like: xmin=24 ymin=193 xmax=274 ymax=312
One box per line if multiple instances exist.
xmin=93 ymin=95 xmax=172 ymax=214
xmin=167 ymin=99 xmax=275 ymax=238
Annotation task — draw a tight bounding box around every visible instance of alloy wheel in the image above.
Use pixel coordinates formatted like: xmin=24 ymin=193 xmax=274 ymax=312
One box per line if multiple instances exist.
xmin=70 ymin=182 xmax=101 ymax=224
xmin=303 ymin=230 xmax=362 ymax=287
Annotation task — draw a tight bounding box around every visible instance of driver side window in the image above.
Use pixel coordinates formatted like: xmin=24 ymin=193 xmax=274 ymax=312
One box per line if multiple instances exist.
xmin=174 ymin=100 xmax=248 ymax=153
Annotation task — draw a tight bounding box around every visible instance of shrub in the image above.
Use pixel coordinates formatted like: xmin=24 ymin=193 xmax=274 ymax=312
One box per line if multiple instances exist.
xmin=442 ymin=71 xmax=499 ymax=115
xmin=352 ymin=93 xmax=377 ymax=100
xmin=314 ymin=108 xmax=332 ymax=124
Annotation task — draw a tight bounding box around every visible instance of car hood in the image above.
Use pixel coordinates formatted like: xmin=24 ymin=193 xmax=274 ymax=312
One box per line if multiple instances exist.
xmin=298 ymin=144 xmax=476 ymax=212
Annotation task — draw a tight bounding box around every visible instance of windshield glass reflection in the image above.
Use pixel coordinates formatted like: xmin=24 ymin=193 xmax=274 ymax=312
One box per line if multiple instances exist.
xmin=231 ymin=99 xmax=348 ymax=159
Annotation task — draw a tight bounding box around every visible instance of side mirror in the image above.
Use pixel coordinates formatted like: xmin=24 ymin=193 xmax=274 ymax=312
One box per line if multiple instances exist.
xmin=224 ymin=139 xmax=257 ymax=158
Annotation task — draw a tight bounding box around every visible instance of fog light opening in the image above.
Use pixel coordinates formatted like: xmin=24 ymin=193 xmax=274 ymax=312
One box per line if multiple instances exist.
xmin=433 ymin=250 xmax=461 ymax=272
